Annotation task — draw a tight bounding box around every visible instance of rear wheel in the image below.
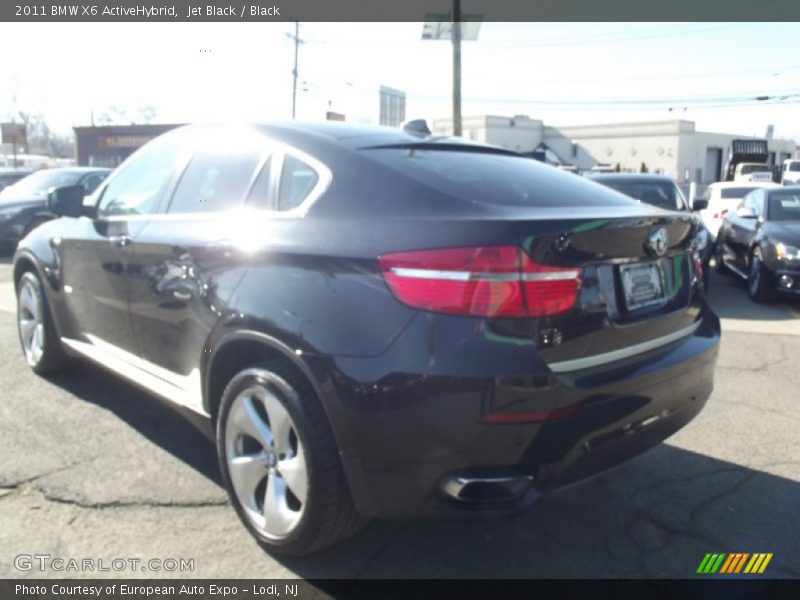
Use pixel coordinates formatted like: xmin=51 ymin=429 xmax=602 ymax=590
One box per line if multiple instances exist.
xmin=17 ymin=271 xmax=71 ymax=374
xmin=216 ymin=362 xmax=367 ymax=556
xmin=748 ymin=247 xmax=773 ymax=302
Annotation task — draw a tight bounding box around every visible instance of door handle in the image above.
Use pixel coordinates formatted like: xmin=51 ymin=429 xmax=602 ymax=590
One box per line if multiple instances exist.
xmin=110 ymin=235 xmax=132 ymax=248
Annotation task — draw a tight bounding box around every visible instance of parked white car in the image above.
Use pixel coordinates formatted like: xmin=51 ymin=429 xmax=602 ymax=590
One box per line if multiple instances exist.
xmin=698 ymin=181 xmax=780 ymax=240
xmin=781 ymin=159 xmax=800 ymax=186
xmin=733 ymin=162 xmax=773 ymax=183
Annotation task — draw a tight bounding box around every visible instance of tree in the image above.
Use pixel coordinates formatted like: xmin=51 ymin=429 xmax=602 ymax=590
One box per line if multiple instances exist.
xmin=26 ymin=115 xmax=74 ymax=158
xmin=97 ymin=103 xmax=158 ymax=125
xmin=614 ymin=162 xmax=621 ymax=172
xmin=640 ymin=162 xmax=649 ymax=173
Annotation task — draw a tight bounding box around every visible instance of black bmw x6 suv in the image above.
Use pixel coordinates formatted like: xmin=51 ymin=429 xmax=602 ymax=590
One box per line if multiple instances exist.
xmin=13 ymin=122 xmax=720 ymax=555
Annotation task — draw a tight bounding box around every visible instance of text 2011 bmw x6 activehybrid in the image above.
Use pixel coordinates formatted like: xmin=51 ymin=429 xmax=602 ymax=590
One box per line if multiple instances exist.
xmin=13 ymin=123 xmax=720 ymax=555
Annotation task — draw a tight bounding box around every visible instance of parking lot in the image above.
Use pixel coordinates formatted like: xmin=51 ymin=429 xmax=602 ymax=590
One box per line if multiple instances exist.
xmin=0 ymin=255 xmax=798 ymax=580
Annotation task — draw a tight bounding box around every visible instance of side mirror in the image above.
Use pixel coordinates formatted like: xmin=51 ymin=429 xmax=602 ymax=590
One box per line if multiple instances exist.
xmin=692 ymin=198 xmax=708 ymax=211
xmin=47 ymin=185 xmax=85 ymax=218
xmin=736 ymin=206 xmax=757 ymax=219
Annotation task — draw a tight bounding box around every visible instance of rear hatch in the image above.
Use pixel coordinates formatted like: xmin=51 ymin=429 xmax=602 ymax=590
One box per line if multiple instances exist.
xmin=361 ymin=141 xmax=704 ymax=373
xmin=510 ymin=211 xmax=700 ymax=373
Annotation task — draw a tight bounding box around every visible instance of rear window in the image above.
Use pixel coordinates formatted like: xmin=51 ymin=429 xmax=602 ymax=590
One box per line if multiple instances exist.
xmin=597 ymin=181 xmax=685 ymax=211
xmin=363 ymin=149 xmax=635 ymax=208
xmin=721 ymin=187 xmax=758 ymax=199
xmin=740 ymin=164 xmax=770 ymax=174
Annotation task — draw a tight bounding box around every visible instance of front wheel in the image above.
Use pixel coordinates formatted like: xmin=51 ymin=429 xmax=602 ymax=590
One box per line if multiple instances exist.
xmin=216 ymin=362 xmax=367 ymax=556
xmin=17 ymin=271 xmax=71 ymax=373
xmin=714 ymin=241 xmax=728 ymax=275
xmin=748 ymin=247 xmax=773 ymax=302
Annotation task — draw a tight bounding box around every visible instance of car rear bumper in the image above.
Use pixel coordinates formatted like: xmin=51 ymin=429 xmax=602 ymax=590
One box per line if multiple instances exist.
xmin=310 ymin=309 xmax=720 ymax=519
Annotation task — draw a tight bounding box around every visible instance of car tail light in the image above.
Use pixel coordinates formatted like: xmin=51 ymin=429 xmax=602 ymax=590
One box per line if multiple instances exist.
xmin=378 ymin=246 xmax=582 ymax=318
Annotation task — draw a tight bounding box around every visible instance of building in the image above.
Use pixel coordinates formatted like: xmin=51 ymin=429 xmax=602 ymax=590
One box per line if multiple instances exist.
xmin=73 ymin=123 xmax=184 ymax=167
xmin=433 ymin=115 xmax=797 ymax=184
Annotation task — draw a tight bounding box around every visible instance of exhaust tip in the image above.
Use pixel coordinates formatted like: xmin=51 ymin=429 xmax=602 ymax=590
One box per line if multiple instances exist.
xmin=440 ymin=474 xmax=535 ymax=504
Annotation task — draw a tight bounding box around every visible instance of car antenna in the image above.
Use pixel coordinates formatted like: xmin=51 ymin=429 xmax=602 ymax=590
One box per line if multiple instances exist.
xmin=402 ymin=119 xmax=432 ymax=138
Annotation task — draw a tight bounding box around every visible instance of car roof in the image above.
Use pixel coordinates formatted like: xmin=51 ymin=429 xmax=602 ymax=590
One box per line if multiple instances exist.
xmin=707 ymin=181 xmax=779 ymax=189
xmin=169 ymin=121 xmax=508 ymax=154
xmin=586 ymin=173 xmax=676 ymax=184
xmin=766 ymin=185 xmax=800 ymax=196
xmin=38 ymin=167 xmax=112 ymax=174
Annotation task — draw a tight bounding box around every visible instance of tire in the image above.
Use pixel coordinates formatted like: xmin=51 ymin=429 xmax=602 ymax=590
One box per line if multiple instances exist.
xmin=747 ymin=247 xmax=773 ymax=303
xmin=714 ymin=241 xmax=728 ymax=275
xmin=216 ymin=362 xmax=367 ymax=556
xmin=16 ymin=271 xmax=71 ymax=374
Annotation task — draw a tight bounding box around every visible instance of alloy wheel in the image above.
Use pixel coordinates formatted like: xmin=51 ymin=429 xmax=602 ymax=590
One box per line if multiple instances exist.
xmin=18 ymin=280 xmax=44 ymax=367
xmin=224 ymin=385 xmax=308 ymax=539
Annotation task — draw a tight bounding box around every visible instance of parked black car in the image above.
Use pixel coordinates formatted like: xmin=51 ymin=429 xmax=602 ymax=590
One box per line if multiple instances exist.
xmin=13 ymin=123 xmax=720 ymax=555
xmin=0 ymin=167 xmax=110 ymax=252
xmin=715 ymin=186 xmax=800 ymax=301
xmin=0 ymin=168 xmax=32 ymax=193
xmin=587 ymin=173 xmax=712 ymax=286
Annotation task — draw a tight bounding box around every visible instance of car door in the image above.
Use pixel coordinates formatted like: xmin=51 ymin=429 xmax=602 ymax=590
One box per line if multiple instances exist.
xmin=58 ymin=136 xmax=185 ymax=355
xmin=124 ymin=129 xmax=272 ymax=409
xmin=726 ymin=190 xmax=762 ymax=272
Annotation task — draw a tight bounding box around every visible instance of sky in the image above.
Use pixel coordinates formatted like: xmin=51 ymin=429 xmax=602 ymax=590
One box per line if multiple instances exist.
xmin=1 ymin=22 xmax=799 ymax=141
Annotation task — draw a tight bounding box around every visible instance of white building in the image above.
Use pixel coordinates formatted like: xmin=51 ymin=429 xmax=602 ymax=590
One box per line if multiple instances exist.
xmin=432 ymin=116 xmax=797 ymax=184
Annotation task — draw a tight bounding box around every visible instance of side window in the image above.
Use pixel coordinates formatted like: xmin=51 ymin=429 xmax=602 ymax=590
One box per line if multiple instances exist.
xmin=277 ymin=154 xmax=319 ymax=212
xmin=97 ymin=141 xmax=182 ymax=218
xmin=245 ymin=157 xmax=273 ymax=209
xmin=744 ymin=190 xmax=762 ymax=214
xmin=168 ymin=147 xmax=262 ymax=214
xmin=82 ymin=173 xmax=107 ymax=195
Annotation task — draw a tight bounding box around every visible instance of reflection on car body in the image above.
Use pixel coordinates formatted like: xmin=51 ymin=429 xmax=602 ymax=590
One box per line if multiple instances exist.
xmin=13 ymin=122 xmax=719 ymax=555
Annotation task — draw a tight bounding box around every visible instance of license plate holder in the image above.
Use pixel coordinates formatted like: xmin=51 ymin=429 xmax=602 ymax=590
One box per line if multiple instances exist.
xmin=620 ymin=261 xmax=667 ymax=311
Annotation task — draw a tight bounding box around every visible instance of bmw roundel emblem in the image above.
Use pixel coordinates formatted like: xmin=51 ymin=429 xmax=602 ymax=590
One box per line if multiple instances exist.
xmin=647 ymin=227 xmax=668 ymax=256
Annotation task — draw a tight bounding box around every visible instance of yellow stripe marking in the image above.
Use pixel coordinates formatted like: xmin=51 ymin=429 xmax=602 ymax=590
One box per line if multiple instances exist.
xmin=758 ymin=553 xmax=773 ymax=573
xmin=744 ymin=554 xmax=760 ymax=573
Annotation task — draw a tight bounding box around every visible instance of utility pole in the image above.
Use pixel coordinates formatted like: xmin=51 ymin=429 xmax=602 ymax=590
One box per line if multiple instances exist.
xmin=451 ymin=0 xmax=462 ymax=136
xmin=287 ymin=22 xmax=304 ymax=119
xmin=422 ymin=9 xmax=478 ymax=137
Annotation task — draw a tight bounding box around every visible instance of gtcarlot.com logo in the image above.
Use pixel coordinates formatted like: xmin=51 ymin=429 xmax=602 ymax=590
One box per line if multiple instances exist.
xmin=697 ymin=552 xmax=773 ymax=575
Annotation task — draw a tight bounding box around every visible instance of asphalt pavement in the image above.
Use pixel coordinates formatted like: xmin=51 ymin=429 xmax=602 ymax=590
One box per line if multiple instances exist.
xmin=0 ymin=255 xmax=798 ymax=580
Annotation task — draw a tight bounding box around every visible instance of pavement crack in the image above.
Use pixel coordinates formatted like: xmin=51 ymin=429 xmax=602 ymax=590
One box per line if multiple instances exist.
xmin=41 ymin=493 xmax=229 ymax=510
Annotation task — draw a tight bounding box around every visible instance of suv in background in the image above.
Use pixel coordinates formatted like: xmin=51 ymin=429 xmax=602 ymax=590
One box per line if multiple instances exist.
xmin=781 ymin=159 xmax=800 ymax=186
xmin=587 ymin=173 xmax=712 ymax=286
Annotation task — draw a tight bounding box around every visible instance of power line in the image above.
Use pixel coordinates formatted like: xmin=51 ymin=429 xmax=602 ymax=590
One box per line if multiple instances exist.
xmin=458 ymin=65 xmax=800 ymax=86
xmin=406 ymin=90 xmax=800 ymax=107
xmin=473 ymin=23 xmax=746 ymax=49
xmin=286 ymin=22 xmax=304 ymax=119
